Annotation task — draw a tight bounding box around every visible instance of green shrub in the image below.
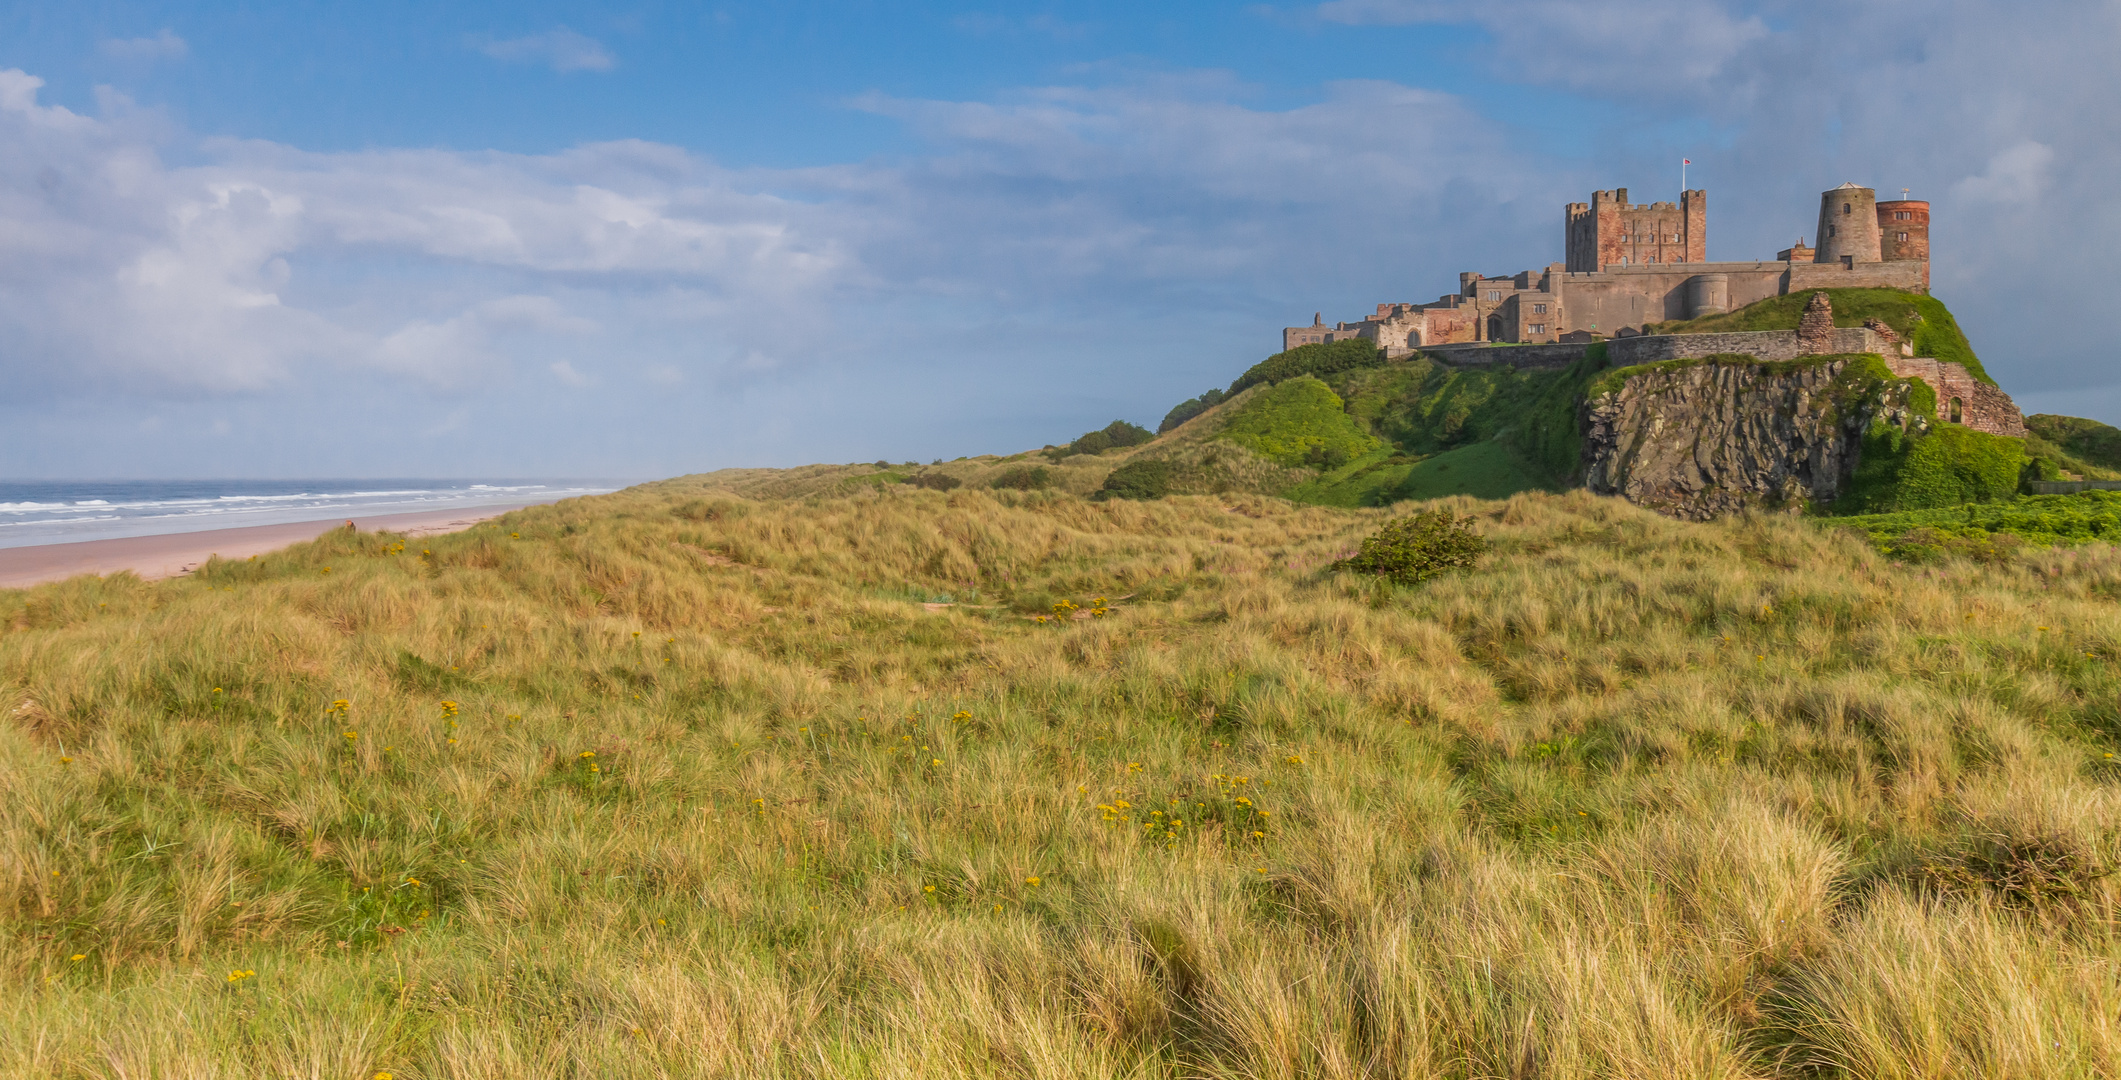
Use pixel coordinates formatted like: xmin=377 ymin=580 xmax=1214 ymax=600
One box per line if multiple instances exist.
xmin=1215 ymin=375 xmax=1381 ymax=468
xmin=1830 ymin=490 xmax=2121 ymax=551
xmin=1052 ymin=420 xmax=1155 ymax=459
xmin=903 ymin=473 xmax=963 ymax=491
xmin=1094 ymin=459 xmax=1174 ymax=501
xmin=1841 ymin=422 xmax=2027 ymax=513
xmin=1159 ymin=388 xmax=1228 ymax=433
xmin=1231 ymin=339 xmax=1384 ymax=394
xmin=989 ymin=466 xmax=1052 ymax=491
xmin=1332 ymin=509 xmax=1489 ymax=585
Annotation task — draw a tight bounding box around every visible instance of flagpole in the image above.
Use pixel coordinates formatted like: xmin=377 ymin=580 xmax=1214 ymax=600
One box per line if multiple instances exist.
xmin=1682 ymin=158 xmax=1687 ymax=192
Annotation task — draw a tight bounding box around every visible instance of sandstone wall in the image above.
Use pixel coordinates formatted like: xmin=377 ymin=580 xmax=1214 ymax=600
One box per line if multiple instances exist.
xmin=1582 ymin=357 xmax=1914 ymax=520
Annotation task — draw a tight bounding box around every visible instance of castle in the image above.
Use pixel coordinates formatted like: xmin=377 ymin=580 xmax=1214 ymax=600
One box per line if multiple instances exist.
xmin=1285 ymin=184 xmax=1932 ymax=354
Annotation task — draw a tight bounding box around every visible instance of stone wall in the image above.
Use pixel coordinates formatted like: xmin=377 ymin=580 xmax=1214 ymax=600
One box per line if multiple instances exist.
xmin=1604 ymin=328 xmax=1888 ymax=365
xmin=1786 ymin=259 xmax=1925 ymax=292
xmin=1883 ymin=357 xmax=2026 ymax=437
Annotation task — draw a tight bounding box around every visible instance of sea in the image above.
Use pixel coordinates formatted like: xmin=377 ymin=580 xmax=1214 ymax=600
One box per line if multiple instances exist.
xmin=0 ymin=479 xmax=627 ymax=550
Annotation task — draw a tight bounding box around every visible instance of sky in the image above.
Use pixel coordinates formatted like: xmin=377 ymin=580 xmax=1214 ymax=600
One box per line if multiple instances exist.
xmin=1 ymin=0 xmax=2116 ymax=480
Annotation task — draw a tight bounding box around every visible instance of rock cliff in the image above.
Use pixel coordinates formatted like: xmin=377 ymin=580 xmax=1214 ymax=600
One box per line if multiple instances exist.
xmin=1582 ymin=356 xmax=1920 ymax=520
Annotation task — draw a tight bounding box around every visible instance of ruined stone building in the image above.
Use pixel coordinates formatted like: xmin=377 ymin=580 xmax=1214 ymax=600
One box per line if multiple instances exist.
xmin=1286 ymin=184 xmax=1932 ymax=354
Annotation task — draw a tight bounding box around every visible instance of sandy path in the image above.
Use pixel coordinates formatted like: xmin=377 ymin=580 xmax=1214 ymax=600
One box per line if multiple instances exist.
xmin=0 ymin=505 xmax=542 ymax=590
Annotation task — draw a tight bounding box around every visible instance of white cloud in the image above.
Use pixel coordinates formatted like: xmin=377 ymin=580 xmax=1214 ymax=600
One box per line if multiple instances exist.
xmin=1952 ymin=142 xmax=2055 ymax=206
xmin=476 ymin=28 xmax=616 ymax=73
xmin=100 ymin=29 xmax=190 ymax=61
xmin=549 ymin=361 xmax=596 ymax=387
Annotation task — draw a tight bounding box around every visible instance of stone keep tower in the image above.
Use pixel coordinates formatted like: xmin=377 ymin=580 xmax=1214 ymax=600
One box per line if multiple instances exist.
xmin=1813 ymin=183 xmax=1882 ymax=266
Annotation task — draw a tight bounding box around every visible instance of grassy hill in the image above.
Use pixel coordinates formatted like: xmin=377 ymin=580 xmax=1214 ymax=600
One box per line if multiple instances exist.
xmin=8 ymin=483 xmax=2121 ymax=1075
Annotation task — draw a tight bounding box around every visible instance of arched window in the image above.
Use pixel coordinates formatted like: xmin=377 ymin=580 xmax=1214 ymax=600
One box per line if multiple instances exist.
xmin=1487 ymin=315 xmax=1504 ymax=341
xmin=1950 ymin=398 xmax=1963 ymax=423
xmin=1843 ymin=202 xmax=1852 ymax=215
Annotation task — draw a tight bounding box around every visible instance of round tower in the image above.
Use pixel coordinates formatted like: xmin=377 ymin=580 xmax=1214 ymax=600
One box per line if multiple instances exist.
xmin=1813 ymin=183 xmax=1881 ymax=265
xmin=1876 ymin=199 xmax=1929 ymax=262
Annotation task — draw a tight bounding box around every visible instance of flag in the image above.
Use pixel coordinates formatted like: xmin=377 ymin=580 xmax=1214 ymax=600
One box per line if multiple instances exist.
xmin=1683 ymin=158 xmax=1691 ymax=165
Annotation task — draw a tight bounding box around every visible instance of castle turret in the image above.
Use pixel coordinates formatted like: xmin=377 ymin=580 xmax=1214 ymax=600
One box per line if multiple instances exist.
xmin=1876 ymin=197 xmax=1929 ymax=290
xmin=1813 ymin=183 xmax=1881 ymax=266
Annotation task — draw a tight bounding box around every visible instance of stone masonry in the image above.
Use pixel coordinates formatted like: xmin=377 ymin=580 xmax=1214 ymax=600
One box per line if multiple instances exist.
xmin=1796 ymin=292 xmax=1836 ymax=354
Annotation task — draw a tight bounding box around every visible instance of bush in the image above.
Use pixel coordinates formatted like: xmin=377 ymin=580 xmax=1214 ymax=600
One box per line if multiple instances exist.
xmin=1159 ymin=389 xmax=1228 ymax=433
xmin=1051 ymin=420 xmax=1155 ymax=459
xmin=1231 ymin=339 xmax=1385 ymax=394
xmin=903 ymin=472 xmax=963 ymax=491
xmin=1332 ymin=509 xmax=1489 ymax=585
xmin=989 ymin=466 xmax=1052 ymax=491
xmin=1094 ymin=459 xmax=1174 ymax=501
xmin=1215 ymin=375 xmax=1380 ymax=468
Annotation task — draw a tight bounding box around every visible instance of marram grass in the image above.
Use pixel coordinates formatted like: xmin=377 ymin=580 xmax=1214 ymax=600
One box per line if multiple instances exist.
xmin=5 ymin=482 xmax=2121 ymax=1078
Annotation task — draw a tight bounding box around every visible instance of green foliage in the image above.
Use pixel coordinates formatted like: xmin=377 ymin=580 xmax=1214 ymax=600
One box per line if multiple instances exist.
xmin=1214 ymin=375 xmax=1381 ymax=468
xmin=1331 ymin=509 xmax=1489 ymax=585
xmin=1230 ymin=338 xmax=1384 ymax=394
xmin=2027 ymin=415 xmax=2121 ymax=477
xmin=1159 ymin=388 xmax=1228 ymax=433
xmin=988 ymin=465 xmax=1052 ymax=491
xmin=1646 ymin=288 xmax=1993 ymax=386
xmin=903 ymin=472 xmax=963 ymax=491
xmin=1833 ymin=490 xmax=2121 ymax=551
xmin=1841 ymin=422 xmax=2028 ymax=513
xmin=1048 ymin=420 xmax=1155 ymax=460
xmin=1093 ymin=458 xmax=1175 ymax=501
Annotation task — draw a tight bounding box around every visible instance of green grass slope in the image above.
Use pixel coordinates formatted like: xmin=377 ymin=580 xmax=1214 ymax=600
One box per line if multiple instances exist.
xmin=1647 ymin=287 xmax=1992 ymax=386
xmin=2028 ymin=415 xmax=2121 ymax=478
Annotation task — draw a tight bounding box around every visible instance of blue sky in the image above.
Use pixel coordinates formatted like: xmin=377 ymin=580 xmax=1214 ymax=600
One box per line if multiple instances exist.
xmin=2 ymin=0 xmax=2115 ymax=479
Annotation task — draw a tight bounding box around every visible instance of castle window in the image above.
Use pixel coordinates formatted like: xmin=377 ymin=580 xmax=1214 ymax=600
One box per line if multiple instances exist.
xmin=1828 ymin=225 xmax=1836 ymax=237
xmin=1486 ymin=291 xmax=1501 ymax=301
xmin=1950 ymin=397 xmax=1963 ymax=424
xmin=1531 ymin=324 xmax=1547 ymax=334
xmin=1533 ymin=303 xmax=1548 ymax=314
xmin=1895 ymin=211 xmax=1910 ymax=220
xmin=1843 ymin=202 xmax=1852 ymax=215
xmin=1898 ymin=231 xmax=1909 ymax=241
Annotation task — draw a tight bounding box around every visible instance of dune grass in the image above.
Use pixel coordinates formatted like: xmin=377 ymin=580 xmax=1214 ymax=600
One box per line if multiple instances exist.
xmin=5 ymin=483 xmax=2121 ymax=1077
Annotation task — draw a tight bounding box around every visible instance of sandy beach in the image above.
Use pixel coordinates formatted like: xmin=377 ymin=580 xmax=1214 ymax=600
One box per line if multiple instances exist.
xmin=0 ymin=505 xmax=539 ymax=590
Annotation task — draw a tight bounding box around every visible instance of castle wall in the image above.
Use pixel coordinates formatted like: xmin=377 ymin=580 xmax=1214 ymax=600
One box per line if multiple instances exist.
xmin=1555 ymin=262 xmax=1789 ymax=337
xmin=1786 ymin=259 xmax=1926 ymax=292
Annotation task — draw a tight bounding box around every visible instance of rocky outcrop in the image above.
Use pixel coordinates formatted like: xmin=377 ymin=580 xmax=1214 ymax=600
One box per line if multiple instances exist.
xmin=1583 ymin=357 xmax=1921 ymax=520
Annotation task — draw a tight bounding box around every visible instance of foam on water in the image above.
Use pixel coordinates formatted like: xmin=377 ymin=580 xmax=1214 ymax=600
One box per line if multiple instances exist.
xmin=0 ymin=479 xmax=626 ymax=549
